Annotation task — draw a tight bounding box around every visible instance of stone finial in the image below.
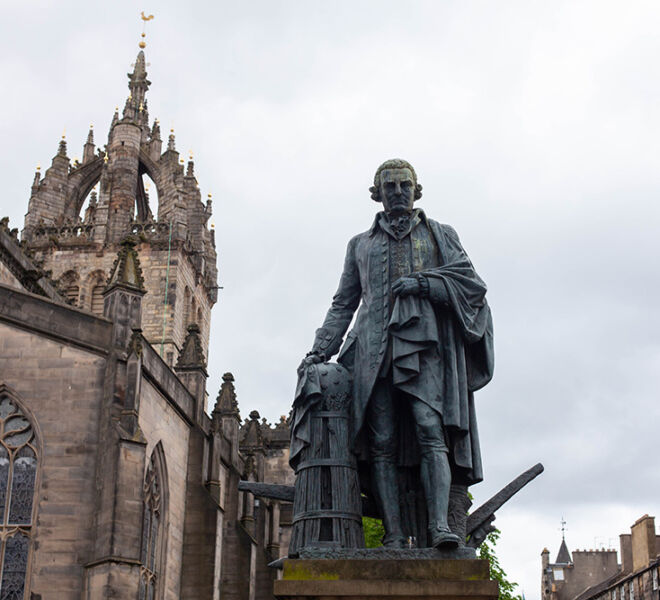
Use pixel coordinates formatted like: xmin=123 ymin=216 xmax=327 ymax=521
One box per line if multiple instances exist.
xmin=122 ymin=96 xmax=134 ymax=119
xmin=176 ymin=323 xmax=206 ymax=369
xmin=105 ymin=236 xmax=146 ymax=292
xmin=110 ymin=107 xmax=119 ymax=134
xmin=212 ymin=372 xmax=240 ymax=418
xmin=167 ymin=129 xmax=176 ymax=152
xmin=58 ymin=135 xmax=68 ymax=157
xmin=186 ymin=159 xmax=194 ymax=177
xmin=83 ymin=191 xmax=97 ymax=224
xmin=151 ymin=119 xmax=161 ymax=141
xmin=83 ymin=125 xmax=96 ymax=163
xmin=240 ymin=411 xmax=265 ymax=448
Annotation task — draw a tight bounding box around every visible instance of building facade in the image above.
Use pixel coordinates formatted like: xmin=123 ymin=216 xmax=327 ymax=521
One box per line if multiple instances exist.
xmin=542 ymin=515 xmax=660 ymax=600
xmin=0 ymin=44 xmax=294 ymax=600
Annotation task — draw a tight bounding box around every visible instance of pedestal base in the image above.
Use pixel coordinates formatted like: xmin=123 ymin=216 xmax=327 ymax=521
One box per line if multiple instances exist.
xmin=274 ymin=559 xmax=499 ymax=600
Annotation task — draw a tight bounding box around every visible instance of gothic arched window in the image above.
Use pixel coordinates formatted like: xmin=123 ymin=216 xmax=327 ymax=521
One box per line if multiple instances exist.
xmin=59 ymin=271 xmax=80 ymax=307
xmin=91 ymin=285 xmax=105 ymax=316
xmin=86 ymin=270 xmax=106 ymax=316
xmin=139 ymin=445 xmax=167 ymax=600
xmin=0 ymin=389 xmax=39 ymax=600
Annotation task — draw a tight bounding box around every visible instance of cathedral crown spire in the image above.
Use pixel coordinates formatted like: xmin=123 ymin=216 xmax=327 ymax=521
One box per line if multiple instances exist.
xmin=22 ymin=27 xmax=218 ymax=365
xmin=123 ymin=50 xmax=151 ymax=123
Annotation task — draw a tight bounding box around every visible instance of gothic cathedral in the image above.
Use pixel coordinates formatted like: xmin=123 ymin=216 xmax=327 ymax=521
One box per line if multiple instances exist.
xmin=0 ymin=44 xmax=294 ymax=599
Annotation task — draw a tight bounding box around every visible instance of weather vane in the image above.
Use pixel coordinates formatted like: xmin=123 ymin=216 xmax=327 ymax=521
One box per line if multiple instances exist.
xmin=560 ymin=516 xmax=567 ymax=540
xmin=139 ymin=11 xmax=155 ymax=49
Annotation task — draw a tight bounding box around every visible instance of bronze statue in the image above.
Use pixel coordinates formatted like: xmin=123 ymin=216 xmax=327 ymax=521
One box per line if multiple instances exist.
xmin=298 ymin=159 xmax=494 ymax=550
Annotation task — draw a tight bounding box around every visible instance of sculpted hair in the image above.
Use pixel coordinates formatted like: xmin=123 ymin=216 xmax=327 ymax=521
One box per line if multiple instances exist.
xmin=369 ymin=158 xmax=423 ymax=202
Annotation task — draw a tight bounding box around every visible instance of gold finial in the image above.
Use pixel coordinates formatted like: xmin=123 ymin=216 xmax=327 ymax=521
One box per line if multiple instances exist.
xmin=139 ymin=12 xmax=155 ymax=49
xmin=210 ymin=222 xmax=215 ymax=229
xmin=179 ymin=158 xmax=184 ymax=164
xmin=207 ymin=193 xmax=212 ymax=199
xmin=139 ymin=102 xmax=144 ymax=112
xmin=189 ymin=150 xmax=193 ymax=160
xmin=62 ymin=128 xmax=66 ymax=139
xmin=36 ymin=164 xmax=41 ymax=172
xmin=103 ymin=152 xmax=109 ymax=164
xmin=90 ymin=123 xmax=94 ymax=129
xmin=115 ymin=105 xmax=119 ymax=113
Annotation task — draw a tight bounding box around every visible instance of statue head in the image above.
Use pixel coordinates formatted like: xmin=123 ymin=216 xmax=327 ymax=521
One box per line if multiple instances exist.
xmin=369 ymin=158 xmax=423 ymax=214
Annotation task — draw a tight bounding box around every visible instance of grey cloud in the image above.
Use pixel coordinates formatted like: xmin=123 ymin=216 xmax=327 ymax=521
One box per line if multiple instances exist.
xmin=2 ymin=1 xmax=660 ymax=597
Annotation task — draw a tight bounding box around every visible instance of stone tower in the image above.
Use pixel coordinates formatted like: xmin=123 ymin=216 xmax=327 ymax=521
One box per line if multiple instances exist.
xmin=21 ymin=49 xmax=218 ymax=365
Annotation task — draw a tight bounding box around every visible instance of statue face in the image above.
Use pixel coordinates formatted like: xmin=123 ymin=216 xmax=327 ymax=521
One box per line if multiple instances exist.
xmin=379 ymin=168 xmax=415 ymax=214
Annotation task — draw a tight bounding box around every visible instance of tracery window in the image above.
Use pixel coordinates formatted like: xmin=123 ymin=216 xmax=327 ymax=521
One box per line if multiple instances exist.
xmin=0 ymin=393 xmax=38 ymax=600
xmin=138 ymin=448 xmax=166 ymax=600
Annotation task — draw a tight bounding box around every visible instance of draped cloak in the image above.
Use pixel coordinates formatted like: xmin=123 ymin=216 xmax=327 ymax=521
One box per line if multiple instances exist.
xmin=291 ymin=211 xmax=494 ymax=488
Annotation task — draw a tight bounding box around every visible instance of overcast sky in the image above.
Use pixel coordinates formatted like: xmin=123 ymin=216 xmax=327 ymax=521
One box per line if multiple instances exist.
xmin=2 ymin=1 xmax=659 ymax=596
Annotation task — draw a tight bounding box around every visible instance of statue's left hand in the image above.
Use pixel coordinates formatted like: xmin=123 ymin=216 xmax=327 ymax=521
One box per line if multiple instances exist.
xmin=392 ymin=276 xmax=421 ymax=297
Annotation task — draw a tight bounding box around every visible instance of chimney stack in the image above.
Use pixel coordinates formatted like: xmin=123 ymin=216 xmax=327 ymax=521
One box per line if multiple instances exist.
xmin=631 ymin=514 xmax=656 ymax=572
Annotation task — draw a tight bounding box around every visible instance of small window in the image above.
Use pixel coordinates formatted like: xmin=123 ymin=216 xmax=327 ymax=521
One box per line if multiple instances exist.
xmin=65 ymin=285 xmax=79 ymax=306
xmin=629 ymin=580 xmax=634 ymax=600
xmin=612 ymin=588 xmax=617 ymax=600
xmin=553 ymin=568 xmax=564 ymax=581
xmin=653 ymin=568 xmax=658 ymax=591
xmin=91 ymin=284 xmax=105 ymax=315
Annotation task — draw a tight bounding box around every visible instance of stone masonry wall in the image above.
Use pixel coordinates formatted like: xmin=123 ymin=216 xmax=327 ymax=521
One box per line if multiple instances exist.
xmin=138 ymin=378 xmax=192 ymax=600
xmin=263 ymin=447 xmax=295 ymax=558
xmin=0 ymin=322 xmax=106 ymax=600
xmin=29 ymin=240 xmax=212 ymax=362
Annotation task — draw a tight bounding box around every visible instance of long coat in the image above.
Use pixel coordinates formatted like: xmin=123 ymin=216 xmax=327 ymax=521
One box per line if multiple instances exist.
xmin=310 ymin=211 xmax=494 ymax=485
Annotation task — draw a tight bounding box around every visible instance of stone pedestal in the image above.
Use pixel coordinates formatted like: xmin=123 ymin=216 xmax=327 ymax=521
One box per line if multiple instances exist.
xmin=274 ymin=559 xmax=499 ymax=600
